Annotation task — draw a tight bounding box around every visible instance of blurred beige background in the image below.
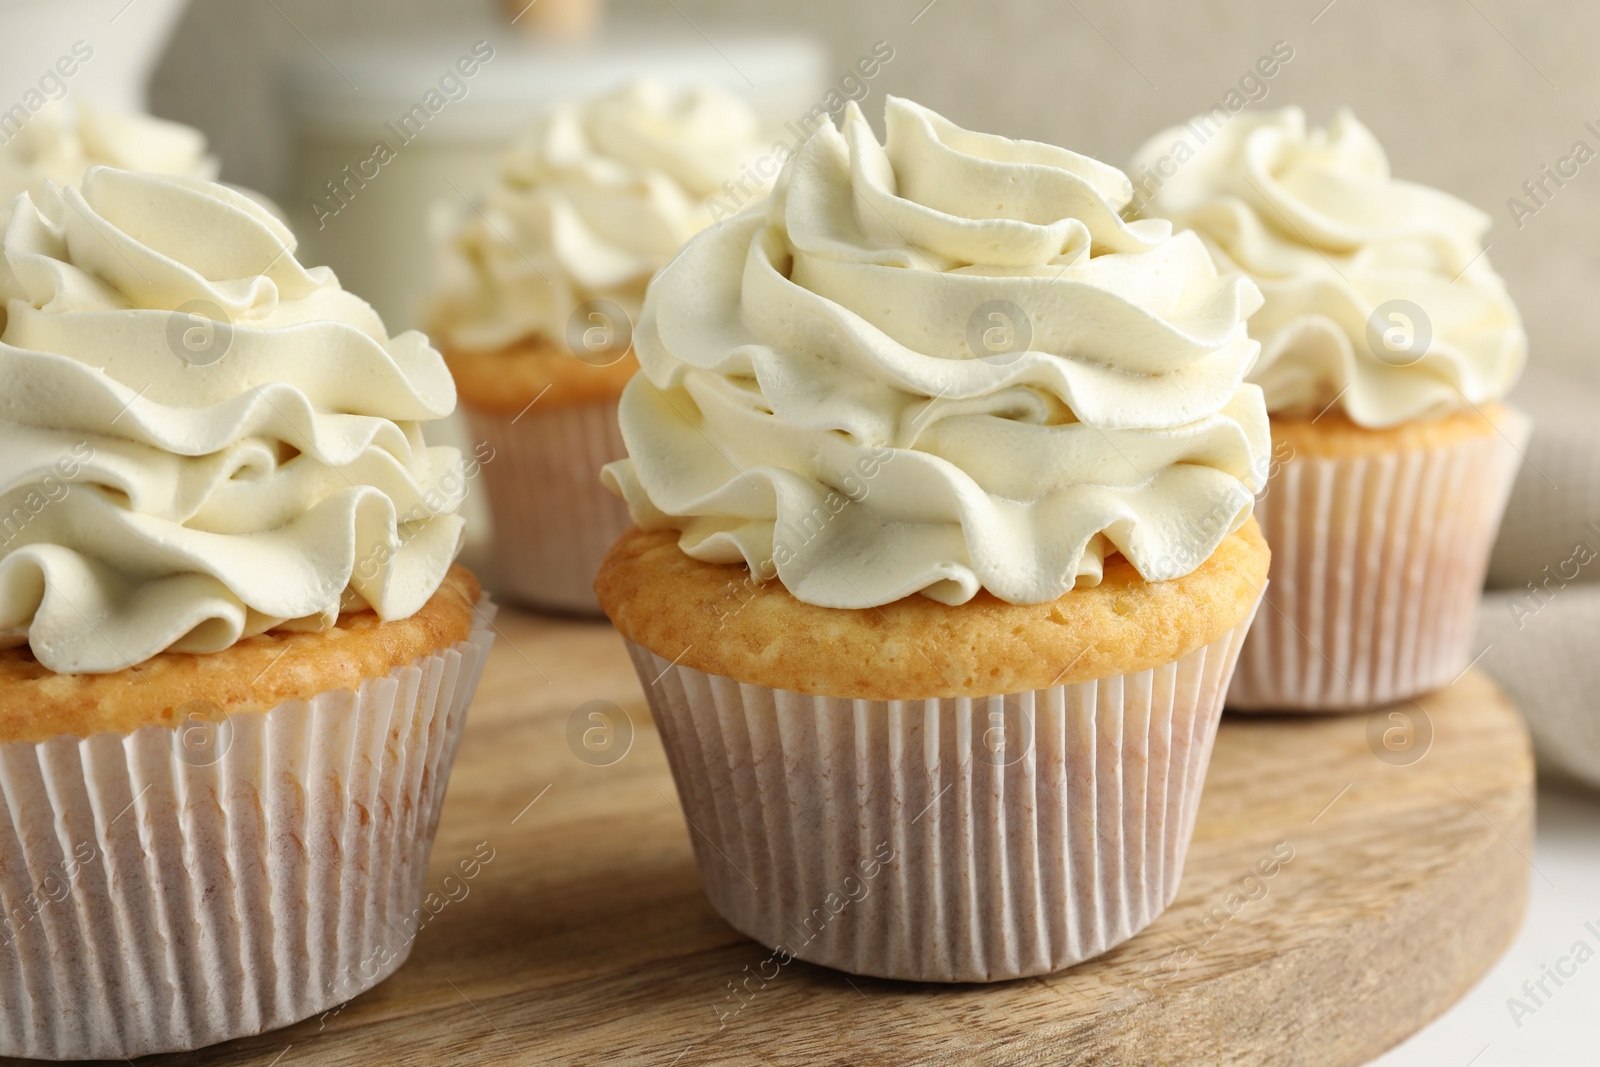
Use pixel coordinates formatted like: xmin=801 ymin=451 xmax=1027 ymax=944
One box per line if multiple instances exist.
xmin=151 ymin=0 xmax=1598 ymax=395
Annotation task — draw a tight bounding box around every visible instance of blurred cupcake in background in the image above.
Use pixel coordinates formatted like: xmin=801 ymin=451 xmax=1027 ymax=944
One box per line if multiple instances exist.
xmin=599 ymin=97 xmax=1271 ymax=982
xmin=429 ymin=80 xmax=772 ymax=614
xmin=0 ymin=168 xmax=492 ymax=1059
xmin=0 ymin=99 xmax=216 ymax=202
xmin=1131 ymin=107 xmax=1529 ymax=712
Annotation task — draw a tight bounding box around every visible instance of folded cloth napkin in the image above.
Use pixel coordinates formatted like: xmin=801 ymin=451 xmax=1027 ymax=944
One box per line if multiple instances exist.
xmin=1480 ymin=367 xmax=1600 ymax=790
xmin=1479 ymin=587 xmax=1600 ymax=789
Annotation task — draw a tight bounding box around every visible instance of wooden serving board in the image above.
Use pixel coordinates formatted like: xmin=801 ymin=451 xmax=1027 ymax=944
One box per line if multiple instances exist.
xmin=112 ymin=609 xmax=1531 ymax=1067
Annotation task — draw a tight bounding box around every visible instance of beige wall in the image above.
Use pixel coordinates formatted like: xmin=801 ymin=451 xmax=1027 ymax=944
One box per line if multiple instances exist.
xmin=152 ymin=0 xmax=1599 ymax=391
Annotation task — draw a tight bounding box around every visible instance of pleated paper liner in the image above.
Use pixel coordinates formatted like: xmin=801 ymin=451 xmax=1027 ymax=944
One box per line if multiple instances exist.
xmin=0 ymin=607 xmax=496 ymax=1061
xmin=1229 ymin=409 xmax=1530 ymax=712
xmin=625 ymin=593 xmax=1260 ymax=983
xmin=469 ymin=402 xmax=632 ymax=616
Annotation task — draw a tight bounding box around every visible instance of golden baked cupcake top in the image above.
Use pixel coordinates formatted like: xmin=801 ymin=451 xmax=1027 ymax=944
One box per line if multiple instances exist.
xmin=443 ymin=339 xmax=639 ymax=412
xmin=0 ymin=567 xmax=480 ymax=745
xmin=603 ymin=96 xmax=1273 ymax=611
xmin=1271 ymin=402 xmax=1511 ymax=460
xmin=0 ymin=168 xmax=468 ymax=675
xmin=599 ymin=524 xmax=1267 ymax=700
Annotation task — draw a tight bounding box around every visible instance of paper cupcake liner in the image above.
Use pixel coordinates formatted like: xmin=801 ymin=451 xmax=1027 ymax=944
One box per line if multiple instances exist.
xmin=624 ymin=594 xmax=1260 ymax=983
xmin=468 ymin=402 xmax=632 ymax=615
xmin=0 ymin=606 xmax=497 ymax=1061
xmin=1230 ymin=411 xmax=1529 ymax=711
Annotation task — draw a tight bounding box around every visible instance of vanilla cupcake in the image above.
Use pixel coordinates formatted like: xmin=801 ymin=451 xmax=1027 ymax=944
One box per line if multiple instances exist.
xmin=430 ymin=81 xmax=772 ymax=614
xmin=0 ymin=99 xmax=216 ymax=204
xmin=0 ymin=169 xmax=492 ymax=1059
xmin=1131 ymin=108 xmax=1529 ymax=711
xmin=597 ymin=98 xmax=1271 ymax=982
xmin=1139 ymin=108 xmax=1523 ymax=713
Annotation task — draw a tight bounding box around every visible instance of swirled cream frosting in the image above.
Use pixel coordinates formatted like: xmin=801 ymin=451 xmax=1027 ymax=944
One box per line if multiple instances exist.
xmin=603 ymin=97 xmax=1271 ymax=608
xmin=0 ymin=168 xmax=467 ymax=674
xmin=430 ymin=81 xmax=770 ymax=352
xmin=1130 ymin=107 xmax=1526 ymax=428
xmin=0 ymin=101 xmax=217 ymax=206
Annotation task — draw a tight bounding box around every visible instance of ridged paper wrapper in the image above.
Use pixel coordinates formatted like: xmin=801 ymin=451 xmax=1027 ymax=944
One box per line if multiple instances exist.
xmin=1230 ymin=410 xmax=1529 ymax=711
xmin=623 ymin=595 xmax=1260 ymax=983
xmin=468 ymin=402 xmax=631 ymax=615
xmin=0 ymin=606 xmax=496 ymax=1060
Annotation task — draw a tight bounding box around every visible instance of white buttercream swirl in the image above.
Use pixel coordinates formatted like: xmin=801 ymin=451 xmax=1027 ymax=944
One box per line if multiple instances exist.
xmin=0 ymin=167 xmax=466 ymax=674
xmin=603 ymin=97 xmax=1271 ymax=608
xmin=1130 ymin=107 xmax=1526 ymax=427
xmin=0 ymin=101 xmax=217 ymax=206
xmin=430 ymin=81 xmax=771 ymax=352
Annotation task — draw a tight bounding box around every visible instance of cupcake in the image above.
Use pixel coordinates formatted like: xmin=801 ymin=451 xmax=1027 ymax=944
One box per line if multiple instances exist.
xmin=0 ymin=168 xmax=492 ymax=1059
xmin=1131 ymin=108 xmax=1529 ymax=711
xmin=429 ymin=81 xmax=773 ymax=614
xmin=0 ymin=99 xmax=216 ymax=204
xmin=597 ymin=97 xmax=1272 ymax=982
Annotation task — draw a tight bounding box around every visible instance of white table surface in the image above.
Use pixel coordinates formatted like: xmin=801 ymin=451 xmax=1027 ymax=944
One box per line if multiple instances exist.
xmin=1371 ymin=783 xmax=1600 ymax=1065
